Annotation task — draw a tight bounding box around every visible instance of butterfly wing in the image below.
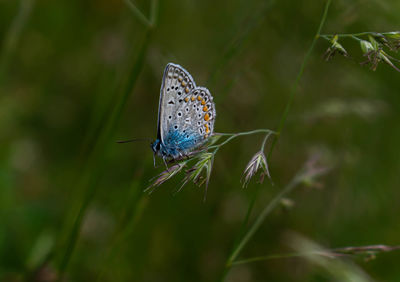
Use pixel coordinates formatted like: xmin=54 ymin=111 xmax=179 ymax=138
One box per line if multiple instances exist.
xmin=157 ymin=63 xmax=196 ymax=142
xmin=157 ymin=63 xmax=216 ymax=158
xmin=176 ymin=86 xmax=216 ymax=142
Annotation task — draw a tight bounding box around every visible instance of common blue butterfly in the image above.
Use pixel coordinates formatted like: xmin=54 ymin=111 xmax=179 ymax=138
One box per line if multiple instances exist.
xmin=151 ymin=63 xmax=216 ymax=162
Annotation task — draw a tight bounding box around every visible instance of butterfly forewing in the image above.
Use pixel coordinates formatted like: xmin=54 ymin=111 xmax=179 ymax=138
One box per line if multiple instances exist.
xmin=158 ymin=64 xmax=195 ymax=140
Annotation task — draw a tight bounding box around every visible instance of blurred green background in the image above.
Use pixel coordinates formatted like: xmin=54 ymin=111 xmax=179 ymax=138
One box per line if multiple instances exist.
xmin=1 ymin=0 xmax=400 ymax=281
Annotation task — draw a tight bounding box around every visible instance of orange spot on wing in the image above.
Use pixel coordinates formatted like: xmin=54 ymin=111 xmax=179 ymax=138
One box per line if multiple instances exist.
xmin=191 ymin=96 xmax=195 ymax=101
xmin=203 ymin=106 xmax=208 ymax=112
xmin=184 ymin=97 xmax=189 ymax=102
xmin=181 ymin=81 xmax=187 ymax=87
xmin=204 ymin=113 xmax=210 ymax=121
xmin=201 ymin=99 xmax=206 ymax=105
xmin=197 ymin=96 xmax=202 ymax=101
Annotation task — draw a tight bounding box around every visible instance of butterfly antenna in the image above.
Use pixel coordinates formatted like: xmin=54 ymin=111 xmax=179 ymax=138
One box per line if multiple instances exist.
xmin=116 ymin=138 xmax=152 ymax=143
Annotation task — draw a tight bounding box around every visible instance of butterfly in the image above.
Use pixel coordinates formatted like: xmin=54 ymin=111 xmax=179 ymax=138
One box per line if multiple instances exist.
xmin=151 ymin=63 xmax=216 ymax=164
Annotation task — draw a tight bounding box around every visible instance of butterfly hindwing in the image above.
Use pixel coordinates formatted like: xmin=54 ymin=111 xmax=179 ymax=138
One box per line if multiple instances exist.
xmin=177 ymin=87 xmax=215 ymax=141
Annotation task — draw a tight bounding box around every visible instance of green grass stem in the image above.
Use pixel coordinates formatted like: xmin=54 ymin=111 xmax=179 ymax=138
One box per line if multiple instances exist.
xmin=219 ymin=0 xmax=332 ymax=280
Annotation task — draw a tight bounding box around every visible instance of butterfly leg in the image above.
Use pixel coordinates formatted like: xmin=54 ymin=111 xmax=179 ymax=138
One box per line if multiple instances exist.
xmin=162 ymin=157 xmax=169 ymax=171
xmin=153 ymin=152 xmax=157 ymax=168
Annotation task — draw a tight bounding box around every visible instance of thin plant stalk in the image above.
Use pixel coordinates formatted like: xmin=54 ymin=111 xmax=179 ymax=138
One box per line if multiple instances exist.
xmin=220 ymin=0 xmax=332 ymax=280
xmin=0 ymin=0 xmax=34 ymax=85
xmin=232 ymin=244 xmax=400 ymax=265
xmin=210 ymin=129 xmax=274 ymax=153
xmin=320 ymin=31 xmax=399 ymax=40
xmin=225 ymin=174 xmax=301 ymax=267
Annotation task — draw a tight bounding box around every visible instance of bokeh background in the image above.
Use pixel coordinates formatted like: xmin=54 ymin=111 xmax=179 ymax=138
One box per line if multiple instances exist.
xmin=1 ymin=0 xmax=400 ymax=281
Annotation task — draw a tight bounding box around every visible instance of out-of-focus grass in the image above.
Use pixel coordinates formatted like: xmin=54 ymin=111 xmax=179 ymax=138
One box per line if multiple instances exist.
xmin=0 ymin=0 xmax=34 ymax=85
xmin=222 ymin=2 xmax=331 ymax=279
xmin=55 ymin=1 xmax=159 ymax=278
xmin=1 ymin=0 xmax=400 ymax=281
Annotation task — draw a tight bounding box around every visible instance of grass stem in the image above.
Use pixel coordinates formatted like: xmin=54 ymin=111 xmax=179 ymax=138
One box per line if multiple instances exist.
xmin=219 ymin=0 xmax=332 ymax=280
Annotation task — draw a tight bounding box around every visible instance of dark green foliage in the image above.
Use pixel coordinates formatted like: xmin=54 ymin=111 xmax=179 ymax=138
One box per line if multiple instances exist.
xmin=1 ymin=0 xmax=400 ymax=281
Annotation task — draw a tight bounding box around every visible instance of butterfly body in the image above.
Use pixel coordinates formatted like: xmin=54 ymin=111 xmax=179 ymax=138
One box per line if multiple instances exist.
xmin=152 ymin=63 xmax=216 ymax=160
